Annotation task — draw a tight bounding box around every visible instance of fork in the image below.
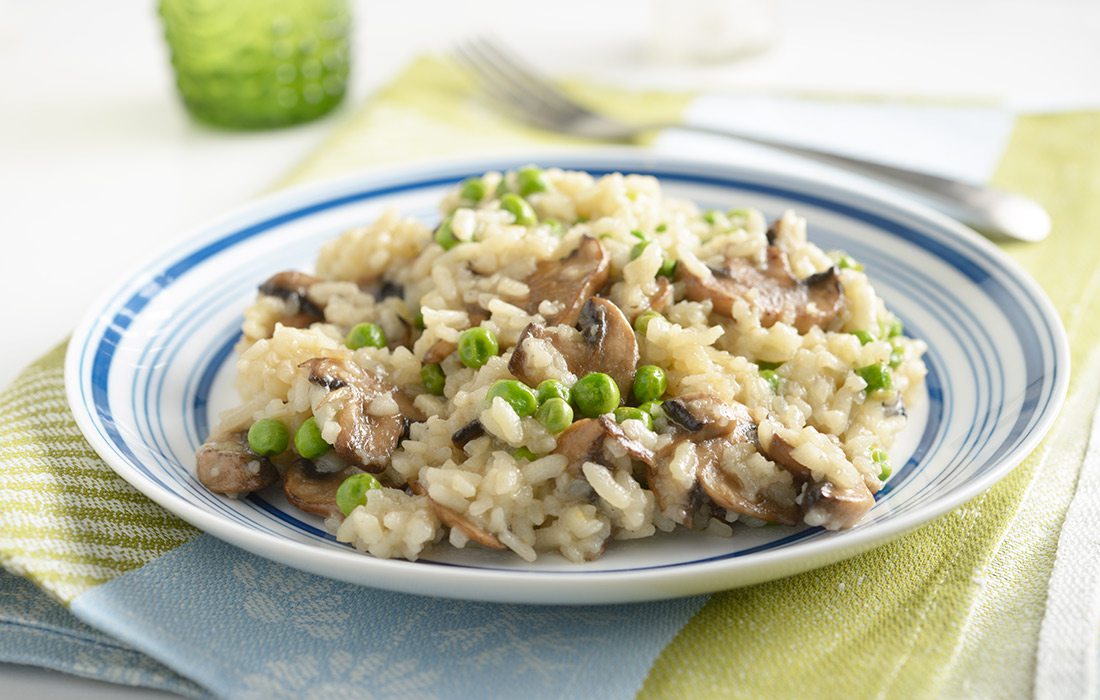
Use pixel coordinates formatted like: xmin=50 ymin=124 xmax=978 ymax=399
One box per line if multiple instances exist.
xmin=452 ymin=38 xmax=1050 ymax=242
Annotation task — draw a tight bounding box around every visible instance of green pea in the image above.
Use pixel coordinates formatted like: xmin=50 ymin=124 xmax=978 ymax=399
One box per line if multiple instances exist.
xmin=536 ymin=379 xmax=571 ymax=405
xmin=760 ymin=369 xmax=780 ymax=393
xmin=888 ymin=337 xmax=906 ymax=368
xmin=614 ymin=406 xmax=653 ymax=430
xmin=886 ymin=317 xmax=904 ymax=338
xmin=513 ymin=446 xmax=538 ymax=461
xmin=346 ymin=322 xmax=387 ymax=350
xmin=516 ymin=166 xmax=549 ymax=196
xmin=638 ymin=400 xmax=664 ymax=419
xmin=573 ymin=372 xmax=621 ymax=418
xmin=857 ymin=363 xmax=894 ymax=394
xmin=536 ymin=397 xmax=573 ymax=434
xmin=420 ymin=363 xmax=446 ymax=396
xmin=294 ymin=417 xmax=330 ymax=459
xmin=871 ymin=448 xmax=892 ymax=481
xmin=335 ymin=472 xmax=382 ymax=516
xmin=435 ymin=216 xmax=460 ymax=250
xmin=727 ymin=207 xmax=751 ymax=222
xmin=632 ymin=365 xmax=668 ymax=403
xmin=835 ymin=254 xmax=864 ymax=271
xmin=658 ymin=258 xmax=678 ymax=279
xmin=703 ymin=209 xmax=720 ymax=224
xmin=487 ymin=379 xmax=538 ymax=417
xmin=634 ymin=310 xmax=662 ymax=335
xmin=247 ymin=418 xmax=289 ymax=457
xmin=852 ymin=330 xmax=875 ymax=346
xmin=457 ymin=327 xmax=499 ymax=369
xmin=756 ymin=360 xmax=783 ymax=371
xmin=500 ymin=193 xmax=537 ymax=226
xmin=460 ymin=177 xmax=487 ymax=202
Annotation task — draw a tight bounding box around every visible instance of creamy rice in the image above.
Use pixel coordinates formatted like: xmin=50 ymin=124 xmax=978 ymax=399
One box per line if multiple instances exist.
xmin=197 ymin=167 xmax=927 ymax=563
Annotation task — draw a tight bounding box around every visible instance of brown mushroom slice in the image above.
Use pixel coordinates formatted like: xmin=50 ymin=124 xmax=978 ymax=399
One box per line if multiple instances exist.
xmin=802 ymin=480 xmax=876 ymax=530
xmin=195 ymin=431 xmax=279 ymax=497
xmin=509 ymin=298 xmax=639 ymax=395
xmin=258 ymin=271 xmax=326 ymax=323
xmin=678 ymin=246 xmax=844 ymax=333
xmin=645 ymin=276 xmax=674 ymax=314
xmin=557 ymin=419 xmax=653 ymax=470
xmin=409 ymin=480 xmax=505 ymax=550
xmin=574 ymin=298 xmax=639 ymax=394
xmin=300 ymin=357 xmax=409 ymax=472
xmin=283 ymin=460 xmax=356 ymax=518
xmin=662 ymin=393 xmax=757 ymax=443
xmin=523 ymin=235 xmax=611 ymax=325
xmin=423 ymin=340 xmax=457 ymax=365
xmin=758 ymin=432 xmax=812 ymax=482
xmin=758 ymin=424 xmax=875 ymax=530
xmin=695 ymin=441 xmax=800 ymax=525
xmin=553 ymin=417 xmax=654 ymax=476
xmin=451 ymin=419 xmax=486 ymax=449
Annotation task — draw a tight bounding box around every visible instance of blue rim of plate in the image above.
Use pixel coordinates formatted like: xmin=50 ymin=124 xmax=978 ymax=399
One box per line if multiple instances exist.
xmin=66 ymin=151 xmax=1068 ymax=598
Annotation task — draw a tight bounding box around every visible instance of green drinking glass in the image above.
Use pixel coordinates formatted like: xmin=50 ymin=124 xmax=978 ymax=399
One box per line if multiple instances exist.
xmin=159 ymin=0 xmax=351 ymax=129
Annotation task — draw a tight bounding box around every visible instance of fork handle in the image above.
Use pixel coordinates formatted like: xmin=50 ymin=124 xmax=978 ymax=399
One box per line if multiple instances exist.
xmin=667 ymin=122 xmax=1050 ymax=242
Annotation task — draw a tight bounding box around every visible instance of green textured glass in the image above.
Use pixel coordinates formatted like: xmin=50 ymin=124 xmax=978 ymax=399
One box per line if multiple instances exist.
xmin=159 ymin=0 xmax=350 ymax=129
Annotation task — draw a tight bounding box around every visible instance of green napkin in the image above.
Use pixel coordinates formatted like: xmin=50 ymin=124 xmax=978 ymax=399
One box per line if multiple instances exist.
xmin=2 ymin=55 xmax=1098 ymax=698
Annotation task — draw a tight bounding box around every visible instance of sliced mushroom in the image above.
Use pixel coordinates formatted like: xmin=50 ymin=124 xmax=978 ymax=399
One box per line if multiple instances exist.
xmin=283 ymin=459 xmax=356 ymax=518
xmin=661 ymin=393 xmax=757 ymax=443
xmin=422 ymin=340 xmax=457 ymax=365
xmin=645 ymin=276 xmax=674 ymax=314
xmin=802 ymin=480 xmax=876 ymax=530
xmin=553 ymin=417 xmax=654 ymax=475
xmin=195 ymin=431 xmax=279 ymax=497
xmin=258 ymin=271 xmax=326 ymax=326
xmin=451 ymin=419 xmax=486 ymax=449
xmin=409 ymin=480 xmax=505 ymax=549
xmin=695 ymin=441 xmax=800 ymax=526
xmin=374 ymin=280 xmax=404 ymax=301
xmin=757 ymin=431 xmax=812 ymax=482
xmin=523 ymin=236 xmax=611 ymax=325
xmin=678 ymin=246 xmax=844 ymax=333
xmin=758 ymin=424 xmax=875 ymax=530
xmin=509 ymin=297 xmax=638 ymax=395
xmin=646 ymin=393 xmax=797 ymax=525
xmin=300 ymin=357 xmax=417 ymax=472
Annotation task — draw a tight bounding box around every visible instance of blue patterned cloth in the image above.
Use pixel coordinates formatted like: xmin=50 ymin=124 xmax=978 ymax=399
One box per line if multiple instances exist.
xmin=0 ymin=569 xmax=205 ymax=697
xmin=15 ymin=536 xmax=702 ymax=698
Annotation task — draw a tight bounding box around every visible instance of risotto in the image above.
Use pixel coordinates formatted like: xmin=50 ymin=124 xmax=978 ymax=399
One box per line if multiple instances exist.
xmin=195 ymin=167 xmax=927 ymax=563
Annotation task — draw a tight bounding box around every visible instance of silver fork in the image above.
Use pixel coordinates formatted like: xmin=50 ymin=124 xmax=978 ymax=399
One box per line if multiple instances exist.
xmin=452 ymin=38 xmax=1050 ymax=242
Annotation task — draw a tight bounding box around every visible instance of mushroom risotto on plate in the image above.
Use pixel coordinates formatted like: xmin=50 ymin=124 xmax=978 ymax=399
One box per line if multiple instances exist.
xmin=195 ymin=167 xmax=928 ymax=564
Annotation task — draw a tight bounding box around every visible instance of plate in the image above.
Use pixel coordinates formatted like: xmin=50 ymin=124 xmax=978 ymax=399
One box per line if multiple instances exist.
xmin=66 ymin=150 xmax=1068 ymax=604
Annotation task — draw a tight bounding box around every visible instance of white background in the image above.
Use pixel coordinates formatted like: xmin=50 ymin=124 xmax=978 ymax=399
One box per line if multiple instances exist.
xmin=1 ymin=0 xmax=1099 ymax=696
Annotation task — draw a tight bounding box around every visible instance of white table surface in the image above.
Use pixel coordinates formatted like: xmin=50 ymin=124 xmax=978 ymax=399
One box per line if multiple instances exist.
xmin=1 ymin=0 xmax=1098 ymax=696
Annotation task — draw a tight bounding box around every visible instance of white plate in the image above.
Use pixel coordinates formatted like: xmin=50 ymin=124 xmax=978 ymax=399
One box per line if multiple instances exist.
xmin=66 ymin=150 xmax=1068 ymax=604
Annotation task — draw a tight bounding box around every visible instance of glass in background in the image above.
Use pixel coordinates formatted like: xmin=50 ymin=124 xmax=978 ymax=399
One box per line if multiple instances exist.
xmin=651 ymin=0 xmax=780 ymax=63
xmin=159 ymin=0 xmax=350 ymax=129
